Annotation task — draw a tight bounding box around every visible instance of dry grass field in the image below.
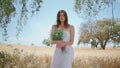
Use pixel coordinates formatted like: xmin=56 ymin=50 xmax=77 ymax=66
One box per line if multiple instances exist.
xmin=0 ymin=43 xmax=120 ymax=68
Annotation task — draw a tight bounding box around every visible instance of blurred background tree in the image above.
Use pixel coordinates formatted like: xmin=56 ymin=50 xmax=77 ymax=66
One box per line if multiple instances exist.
xmin=42 ymin=39 xmax=52 ymax=47
xmin=78 ymin=18 xmax=120 ymax=49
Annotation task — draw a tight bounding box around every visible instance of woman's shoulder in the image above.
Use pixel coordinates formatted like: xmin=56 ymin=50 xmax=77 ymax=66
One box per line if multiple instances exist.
xmin=69 ymin=24 xmax=74 ymax=29
xmin=52 ymin=24 xmax=57 ymax=28
xmin=67 ymin=24 xmax=74 ymax=32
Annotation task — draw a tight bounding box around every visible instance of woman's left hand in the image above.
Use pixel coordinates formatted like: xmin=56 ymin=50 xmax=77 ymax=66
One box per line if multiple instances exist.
xmin=57 ymin=41 xmax=65 ymax=48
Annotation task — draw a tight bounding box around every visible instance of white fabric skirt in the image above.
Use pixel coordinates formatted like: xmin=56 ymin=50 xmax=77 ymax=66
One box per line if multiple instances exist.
xmin=50 ymin=46 xmax=74 ymax=68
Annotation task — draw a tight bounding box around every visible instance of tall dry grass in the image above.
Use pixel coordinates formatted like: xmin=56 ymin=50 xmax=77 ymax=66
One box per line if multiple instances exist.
xmin=0 ymin=50 xmax=51 ymax=68
xmin=0 ymin=43 xmax=120 ymax=68
xmin=73 ymin=56 xmax=120 ymax=68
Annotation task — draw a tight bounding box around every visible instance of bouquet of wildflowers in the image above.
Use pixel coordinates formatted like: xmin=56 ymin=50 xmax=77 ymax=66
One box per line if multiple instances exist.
xmin=51 ymin=29 xmax=63 ymax=40
xmin=51 ymin=29 xmax=65 ymax=52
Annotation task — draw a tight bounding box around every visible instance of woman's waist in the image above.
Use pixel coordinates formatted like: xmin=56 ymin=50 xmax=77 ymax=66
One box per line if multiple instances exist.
xmin=62 ymin=38 xmax=70 ymax=42
xmin=65 ymin=45 xmax=72 ymax=47
xmin=65 ymin=45 xmax=73 ymax=50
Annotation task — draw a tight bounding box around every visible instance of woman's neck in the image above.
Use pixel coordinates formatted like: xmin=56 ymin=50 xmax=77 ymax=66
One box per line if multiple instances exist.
xmin=61 ymin=22 xmax=64 ymax=27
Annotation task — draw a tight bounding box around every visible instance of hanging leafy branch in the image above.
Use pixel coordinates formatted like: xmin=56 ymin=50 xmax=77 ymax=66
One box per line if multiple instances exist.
xmin=0 ymin=0 xmax=42 ymax=41
xmin=74 ymin=0 xmax=117 ymax=18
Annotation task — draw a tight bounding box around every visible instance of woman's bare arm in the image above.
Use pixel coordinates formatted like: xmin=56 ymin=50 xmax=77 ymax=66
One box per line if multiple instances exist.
xmin=63 ymin=25 xmax=75 ymax=46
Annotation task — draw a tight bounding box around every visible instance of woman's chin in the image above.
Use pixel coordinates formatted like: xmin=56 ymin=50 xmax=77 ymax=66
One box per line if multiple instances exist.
xmin=60 ymin=20 xmax=65 ymax=22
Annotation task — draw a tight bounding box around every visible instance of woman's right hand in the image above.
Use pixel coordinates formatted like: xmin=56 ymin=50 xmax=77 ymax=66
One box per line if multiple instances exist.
xmin=52 ymin=40 xmax=63 ymax=48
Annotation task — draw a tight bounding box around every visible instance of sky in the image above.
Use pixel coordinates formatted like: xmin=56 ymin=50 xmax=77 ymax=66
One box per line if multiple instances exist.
xmin=0 ymin=0 xmax=120 ymax=46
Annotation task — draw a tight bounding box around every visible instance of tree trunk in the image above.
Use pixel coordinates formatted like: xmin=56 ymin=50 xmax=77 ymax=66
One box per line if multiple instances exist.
xmin=101 ymin=45 xmax=105 ymax=50
xmin=97 ymin=36 xmax=109 ymax=50
xmin=101 ymin=40 xmax=108 ymax=50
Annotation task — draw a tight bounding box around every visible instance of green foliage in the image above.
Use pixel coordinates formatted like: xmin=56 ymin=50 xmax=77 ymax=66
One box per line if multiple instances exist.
xmin=51 ymin=29 xmax=63 ymax=41
xmin=74 ymin=0 xmax=117 ymax=18
xmin=111 ymin=24 xmax=120 ymax=44
xmin=0 ymin=0 xmax=15 ymax=16
xmin=94 ymin=19 xmax=120 ymax=49
xmin=42 ymin=39 xmax=52 ymax=46
xmin=0 ymin=49 xmax=50 ymax=68
xmin=0 ymin=0 xmax=43 ymax=40
xmin=0 ymin=51 xmax=20 ymax=68
xmin=91 ymin=39 xmax=99 ymax=48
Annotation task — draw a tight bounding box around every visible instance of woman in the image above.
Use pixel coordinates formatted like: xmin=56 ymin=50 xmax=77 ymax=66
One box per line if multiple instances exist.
xmin=50 ymin=10 xmax=75 ymax=68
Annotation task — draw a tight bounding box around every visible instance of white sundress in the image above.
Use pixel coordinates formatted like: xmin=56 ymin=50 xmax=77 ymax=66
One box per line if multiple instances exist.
xmin=50 ymin=30 xmax=74 ymax=68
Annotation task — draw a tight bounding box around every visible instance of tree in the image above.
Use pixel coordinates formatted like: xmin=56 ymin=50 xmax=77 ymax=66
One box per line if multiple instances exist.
xmin=94 ymin=19 xmax=120 ymax=49
xmin=31 ymin=43 xmax=34 ymax=46
xmin=94 ymin=19 xmax=111 ymax=49
xmin=42 ymin=39 xmax=52 ymax=46
xmin=77 ymin=21 xmax=92 ymax=45
xmin=78 ymin=20 xmax=95 ymax=46
xmin=91 ymin=39 xmax=99 ymax=48
xmin=78 ymin=18 xmax=120 ymax=49
xmin=111 ymin=23 xmax=120 ymax=47
xmin=0 ymin=0 xmax=42 ymax=41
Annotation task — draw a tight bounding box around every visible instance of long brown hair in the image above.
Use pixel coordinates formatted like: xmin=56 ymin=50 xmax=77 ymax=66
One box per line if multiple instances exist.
xmin=55 ymin=10 xmax=70 ymax=28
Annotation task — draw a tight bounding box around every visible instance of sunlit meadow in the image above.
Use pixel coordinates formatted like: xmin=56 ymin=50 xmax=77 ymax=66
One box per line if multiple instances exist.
xmin=0 ymin=43 xmax=120 ymax=68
